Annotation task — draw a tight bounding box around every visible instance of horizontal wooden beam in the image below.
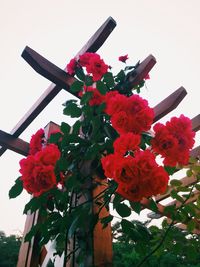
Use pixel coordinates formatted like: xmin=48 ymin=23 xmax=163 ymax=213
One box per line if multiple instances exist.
xmin=126 ymin=55 xmax=156 ymax=88
xmin=153 ymin=87 xmax=187 ymax=122
xmin=0 ymin=17 xmax=116 ymax=157
xmin=0 ymin=130 xmax=29 ymax=156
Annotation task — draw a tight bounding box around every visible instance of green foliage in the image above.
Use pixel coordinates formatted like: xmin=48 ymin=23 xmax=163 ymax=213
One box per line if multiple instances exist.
xmin=0 ymin=231 xmax=22 ymax=267
xmin=113 ymin=222 xmax=200 ymax=267
xmin=9 ymin=177 xmax=23 ymax=198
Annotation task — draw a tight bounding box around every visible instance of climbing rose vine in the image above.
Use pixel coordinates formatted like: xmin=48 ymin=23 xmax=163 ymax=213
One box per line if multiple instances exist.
xmin=10 ymin=52 xmax=196 ymax=265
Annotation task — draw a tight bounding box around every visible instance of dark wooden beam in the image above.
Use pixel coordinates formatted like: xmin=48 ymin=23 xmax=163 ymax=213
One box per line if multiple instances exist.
xmin=153 ymin=86 xmax=187 ymax=122
xmin=75 ymin=16 xmax=116 ymax=58
xmin=191 ymin=114 xmax=200 ymax=132
xmin=126 ymin=54 xmax=156 ymax=87
xmin=0 ymin=130 xmax=29 ymax=156
xmin=22 ymin=46 xmax=76 ymax=94
xmin=0 ymin=17 xmax=116 ymax=157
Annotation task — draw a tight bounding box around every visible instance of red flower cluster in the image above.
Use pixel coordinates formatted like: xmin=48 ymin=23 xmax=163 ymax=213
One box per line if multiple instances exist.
xmin=101 ymin=136 xmax=169 ymax=201
xmin=105 ymin=91 xmax=154 ymax=134
xmin=151 ymin=115 xmax=195 ymax=166
xmin=20 ymin=138 xmax=61 ymax=197
xmin=118 ymin=54 xmax=128 ymax=63
xmin=29 ymin=128 xmax=45 ymax=155
xmin=79 ymin=52 xmax=108 ymax=81
xmin=79 ymin=85 xmax=105 ymax=106
xmin=66 ymin=58 xmax=77 ymax=75
xmin=67 ymin=53 xmax=108 ymax=81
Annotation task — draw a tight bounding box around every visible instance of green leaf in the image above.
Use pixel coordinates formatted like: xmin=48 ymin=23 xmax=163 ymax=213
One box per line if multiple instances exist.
xmin=149 ymin=199 xmax=158 ymax=213
xmin=96 ymin=102 xmax=106 ymax=115
xmin=116 ymin=203 xmax=131 ymax=218
xmin=187 ymin=220 xmax=196 ymax=232
xmin=96 ymin=81 xmax=107 ymax=95
xmin=48 ymin=132 xmax=62 ymax=144
xmin=115 ymin=70 xmax=125 ymax=83
xmin=23 ymin=196 xmax=44 ymax=214
xmin=103 ymin=72 xmax=115 ymax=88
xmin=80 ymin=91 xmax=93 ymax=105
xmin=184 ymin=204 xmax=196 ymax=217
xmin=60 ymin=122 xmax=71 ymax=134
xmin=176 ymin=186 xmax=190 ymax=192
xmin=85 ymin=75 xmax=93 ymax=86
xmin=9 ymin=177 xmax=23 ymax=198
xmin=186 ymin=169 xmax=193 ymax=177
xmin=129 ymin=201 xmax=141 ymax=214
xmin=170 ymin=190 xmax=184 ymax=203
xmin=63 ymin=102 xmax=82 ymax=118
xmin=164 ymin=166 xmax=177 ymax=175
xmin=103 ymin=123 xmax=118 ymax=140
xmin=25 ymin=224 xmax=40 ymax=242
xmin=195 ymin=184 xmax=200 ymax=191
xmin=197 ymin=196 xmax=200 ymax=208
xmin=113 ymin=193 xmax=123 ymax=209
xmin=70 ymin=80 xmax=84 ymax=93
xmin=72 ymin=121 xmax=82 ymax=135
xmin=101 ymin=215 xmax=113 ymax=228
xmin=121 ymin=220 xmax=142 ymax=241
xmin=75 ymin=67 xmax=85 ymax=81
xmin=121 ymin=219 xmax=134 ymax=234
xmin=170 ymin=179 xmax=182 ymax=187
xmin=62 ymin=99 xmax=77 ymax=107
xmin=57 ymin=157 xmax=69 ymax=171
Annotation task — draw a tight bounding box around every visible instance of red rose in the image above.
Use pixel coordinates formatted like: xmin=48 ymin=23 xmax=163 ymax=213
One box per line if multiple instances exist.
xmin=105 ymin=93 xmax=154 ymax=134
xmin=113 ymin=133 xmax=141 ymax=156
xmin=66 ymin=58 xmax=77 ymax=75
xmin=79 ymin=52 xmax=97 ymax=67
xmin=111 ymin=111 xmax=130 ymax=134
xmin=126 ymin=95 xmax=154 ymax=133
xmin=35 ymin=144 xmax=61 ymax=166
xmin=105 ymin=92 xmax=127 ymax=116
xmin=79 ymin=52 xmax=108 ymax=81
xmin=21 ymin=164 xmax=57 ymax=197
xmin=152 ymin=115 xmax=195 ymax=166
xmin=80 ymin=86 xmax=105 ymax=106
xmin=101 ymin=150 xmax=169 ymax=202
xmin=101 ymin=154 xmax=118 ymax=178
xmin=29 ymin=128 xmax=44 ymax=155
xmin=19 ymin=155 xmax=36 ymax=177
xmin=86 ymin=56 xmax=108 ymax=81
xmin=118 ymin=54 xmax=128 ymax=63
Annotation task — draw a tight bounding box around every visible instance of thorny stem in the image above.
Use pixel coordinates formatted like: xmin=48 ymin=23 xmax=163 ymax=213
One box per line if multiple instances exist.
xmin=136 ymin=183 xmax=195 ymax=267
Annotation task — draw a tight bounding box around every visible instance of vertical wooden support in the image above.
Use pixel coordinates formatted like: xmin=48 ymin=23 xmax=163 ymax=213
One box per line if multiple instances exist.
xmin=16 ymin=122 xmax=60 ymax=267
xmin=93 ymin=178 xmax=113 ymax=267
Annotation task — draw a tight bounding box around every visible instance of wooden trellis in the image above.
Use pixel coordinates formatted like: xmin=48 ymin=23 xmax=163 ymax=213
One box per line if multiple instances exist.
xmin=1 ymin=17 xmax=200 ymax=266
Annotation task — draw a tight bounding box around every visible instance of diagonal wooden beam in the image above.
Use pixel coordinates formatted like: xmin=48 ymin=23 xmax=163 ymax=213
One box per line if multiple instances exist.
xmin=153 ymin=86 xmax=187 ymax=122
xmin=22 ymin=46 xmax=76 ymax=95
xmin=0 ymin=130 xmax=29 ymax=156
xmin=126 ymin=54 xmax=156 ymax=88
xmin=0 ymin=17 xmax=116 ymax=157
xmin=155 ymin=175 xmax=197 ymax=203
xmin=75 ymin=16 xmax=116 ymax=58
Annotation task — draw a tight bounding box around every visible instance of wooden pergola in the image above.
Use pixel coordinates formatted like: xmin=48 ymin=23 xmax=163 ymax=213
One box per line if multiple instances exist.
xmin=0 ymin=17 xmax=200 ymax=266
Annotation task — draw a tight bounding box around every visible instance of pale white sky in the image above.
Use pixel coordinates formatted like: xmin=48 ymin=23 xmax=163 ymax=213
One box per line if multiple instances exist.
xmin=0 ymin=0 xmax=200 ymax=235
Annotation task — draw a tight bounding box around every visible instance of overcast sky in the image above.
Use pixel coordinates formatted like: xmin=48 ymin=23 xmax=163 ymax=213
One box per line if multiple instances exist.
xmin=0 ymin=0 xmax=200 ymax=235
